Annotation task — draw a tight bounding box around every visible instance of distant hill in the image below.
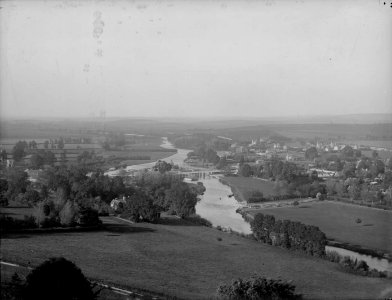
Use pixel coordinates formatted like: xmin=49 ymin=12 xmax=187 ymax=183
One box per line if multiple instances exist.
xmin=1 ymin=114 xmax=391 ymax=141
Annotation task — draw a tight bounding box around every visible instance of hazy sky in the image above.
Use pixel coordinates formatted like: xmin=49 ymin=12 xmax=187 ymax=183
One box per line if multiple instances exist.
xmin=0 ymin=0 xmax=391 ymax=119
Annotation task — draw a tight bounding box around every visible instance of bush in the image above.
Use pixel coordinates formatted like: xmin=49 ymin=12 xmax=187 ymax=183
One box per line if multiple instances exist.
xmin=186 ymin=214 xmax=212 ymax=227
xmin=325 ymin=251 xmax=386 ymax=277
xmin=78 ymin=207 xmax=101 ymax=227
xmin=23 ymin=257 xmax=95 ymax=300
xmin=217 ymin=275 xmax=302 ymax=300
xmin=33 ymin=201 xmax=59 ymax=228
xmin=1 ymin=272 xmax=24 ymax=300
xmin=355 ymin=218 xmax=362 ymax=224
xmin=0 ymin=215 xmax=37 ymax=231
xmin=23 ymin=188 xmax=41 ymax=206
xmin=59 ymin=201 xmax=79 ymax=226
xmin=325 ymin=251 xmax=341 ymax=263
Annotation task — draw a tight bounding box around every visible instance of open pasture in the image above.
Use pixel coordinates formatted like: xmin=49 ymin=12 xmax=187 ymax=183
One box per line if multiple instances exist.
xmin=221 ymin=176 xmax=277 ymax=202
xmin=1 ymin=216 xmax=390 ymax=299
xmin=246 ymin=201 xmax=392 ymax=255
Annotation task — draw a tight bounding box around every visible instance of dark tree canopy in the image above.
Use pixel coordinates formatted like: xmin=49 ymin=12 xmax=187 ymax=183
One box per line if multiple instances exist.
xmin=239 ymin=164 xmax=252 ymax=177
xmin=4 ymin=169 xmax=29 ymax=202
xmin=342 ymin=145 xmax=354 ymax=158
xmin=154 ymin=160 xmax=172 ymax=174
xmin=304 ymin=147 xmax=318 ymax=160
xmin=23 ymin=257 xmax=95 ymax=300
xmin=12 ymin=141 xmax=28 ymax=161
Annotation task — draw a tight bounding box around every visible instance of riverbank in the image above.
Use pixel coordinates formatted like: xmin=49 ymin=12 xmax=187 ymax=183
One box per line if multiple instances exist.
xmin=218 ymin=176 xmax=279 ymax=203
xmin=218 ymin=177 xmax=247 ymax=203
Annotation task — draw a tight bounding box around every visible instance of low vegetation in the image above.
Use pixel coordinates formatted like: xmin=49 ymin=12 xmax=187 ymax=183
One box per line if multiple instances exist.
xmin=217 ymin=275 xmax=302 ymax=300
xmin=325 ymin=251 xmax=387 ymax=278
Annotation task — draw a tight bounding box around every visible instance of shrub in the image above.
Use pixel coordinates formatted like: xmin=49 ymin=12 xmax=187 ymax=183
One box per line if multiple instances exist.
xmin=59 ymin=201 xmax=79 ymax=226
xmin=325 ymin=251 xmax=341 ymax=263
xmin=355 ymin=218 xmax=362 ymax=224
xmin=78 ymin=207 xmax=101 ymax=227
xmin=293 ymin=200 xmax=299 ymax=206
xmin=0 ymin=215 xmax=37 ymax=231
xmin=33 ymin=201 xmax=59 ymax=228
xmin=217 ymin=275 xmax=302 ymax=300
xmin=23 ymin=257 xmax=95 ymax=300
xmin=23 ymin=188 xmax=41 ymax=206
xmin=187 ymin=214 xmax=212 ymax=227
xmin=325 ymin=251 xmax=385 ymax=277
xmin=1 ymin=272 xmax=24 ymax=300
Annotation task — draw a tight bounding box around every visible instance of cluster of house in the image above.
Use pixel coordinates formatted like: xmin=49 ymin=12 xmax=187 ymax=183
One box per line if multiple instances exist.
xmin=212 ymin=136 xmax=392 ymax=181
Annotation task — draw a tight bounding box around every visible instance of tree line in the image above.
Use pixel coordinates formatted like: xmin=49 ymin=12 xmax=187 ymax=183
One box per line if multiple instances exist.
xmin=250 ymin=213 xmax=327 ymax=257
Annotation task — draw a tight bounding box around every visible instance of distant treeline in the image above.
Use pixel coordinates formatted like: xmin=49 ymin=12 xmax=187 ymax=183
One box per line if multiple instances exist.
xmin=170 ymin=133 xmax=231 ymax=151
xmin=126 ymin=155 xmax=151 ymax=160
xmin=128 ymin=148 xmax=177 ymax=153
xmin=250 ymin=213 xmax=326 ymax=257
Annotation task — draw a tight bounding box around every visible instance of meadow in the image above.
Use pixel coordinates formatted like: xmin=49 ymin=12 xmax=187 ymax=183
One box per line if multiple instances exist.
xmin=0 ymin=133 xmax=176 ymax=170
xmin=220 ymin=176 xmax=276 ymax=202
xmin=245 ymin=201 xmax=392 ymax=255
xmin=1 ymin=215 xmax=390 ymax=299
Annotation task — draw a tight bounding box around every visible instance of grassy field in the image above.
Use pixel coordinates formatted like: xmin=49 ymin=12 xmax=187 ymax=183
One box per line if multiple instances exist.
xmin=1 ymin=215 xmax=391 ymax=299
xmin=1 ymin=133 xmax=176 ymax=169
xmin=245 ymin=201 xmax=392 ymax=255
xmin=220 ymin=176 xmax=276 ymax=202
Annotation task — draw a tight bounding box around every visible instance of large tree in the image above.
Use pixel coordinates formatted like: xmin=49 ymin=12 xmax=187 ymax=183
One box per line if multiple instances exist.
xmin=123 ymin=191 xmax=160 ymax=222
xmin=23 ymin=257 xmax=95 ymax=300
xmin=239 ymin=163 xmax=252 ymax=177
xmin=4 ymin=169 xmax=29 ymax=202
xmin=342 ymin=145 xmax=354 ymax=158
xmin=12 ymin=141 xmax=28 ymax=161
xmin=165 ymin=181 xmax=198 ymax=218
xmin=305 ymin=147 xmax=318 ymax=160
xmin=154 ymin=160 xmax=172 ymax=174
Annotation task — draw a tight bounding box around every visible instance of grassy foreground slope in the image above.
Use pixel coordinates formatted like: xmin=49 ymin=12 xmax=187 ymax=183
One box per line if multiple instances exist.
xmin=1 ymin=216 xmax=391 ymax=299
xmin=246 ymin=201 xmax=392 ymax=255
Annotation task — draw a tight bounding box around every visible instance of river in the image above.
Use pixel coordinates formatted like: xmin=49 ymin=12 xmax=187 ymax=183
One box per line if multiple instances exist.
xmin=112 ymin=137 xmax=390 ymax=273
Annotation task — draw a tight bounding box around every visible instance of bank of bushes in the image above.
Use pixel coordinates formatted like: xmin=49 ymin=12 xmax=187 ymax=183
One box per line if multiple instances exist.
xmin=216 ymin=275 xmax=302 ymax=300
xmin=326 ymin=251 xmax=387 ymax=278
xmin=1 ymin=199 xmax=101 ymax=232
xmin=33 ymin=198 xmax=101 ymax=228
xmin=0 ymin=215 xmax=37 ymax=231
xmin=250 ymin=213 xmax=326 ymax=257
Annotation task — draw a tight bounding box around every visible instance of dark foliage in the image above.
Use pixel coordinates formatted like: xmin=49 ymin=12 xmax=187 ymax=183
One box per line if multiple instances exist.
xmin=217 ymin=275 xmax=302 ymax=300
xmin=78 ymin=207 xmax=101 ymax=227
xmin=251 ymin=213 xmax=326 ymax=257
xmin=325 ymin=251 xmax=387 ymax=278
xmin=0 ymin=215 xmax=37 ymax=231
xmin=122 ymin=191 xmax=161 ymax=223
xmin=23 ymin=257 xmax=95 ymax=300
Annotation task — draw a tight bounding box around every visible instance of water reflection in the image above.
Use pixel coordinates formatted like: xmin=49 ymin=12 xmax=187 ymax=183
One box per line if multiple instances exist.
xmin=196 ymin=177 xmax=251 ymax=234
